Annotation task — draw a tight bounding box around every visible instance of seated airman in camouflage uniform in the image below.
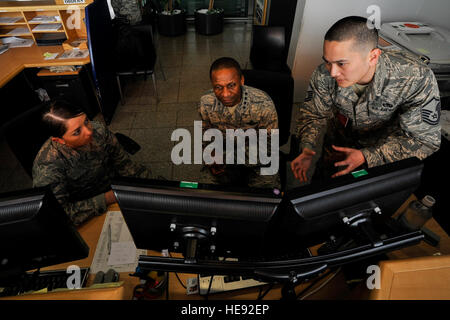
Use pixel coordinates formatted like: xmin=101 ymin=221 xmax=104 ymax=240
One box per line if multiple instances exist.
xmin=291 ymin=16 xmax=441 ymax=183
xmin=199 ymin=57 xmax=280 ymax=189
xmin=32 ymin=101 xmax=151 ymax=226
xmin=111 ymin=0 xmax=143 ymax=25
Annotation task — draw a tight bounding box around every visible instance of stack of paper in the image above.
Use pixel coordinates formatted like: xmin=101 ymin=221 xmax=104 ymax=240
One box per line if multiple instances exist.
xmin=0 ymin=17 xmax=22 ymax=24
xmin=0 ymin=44 xmax=9 ymax=55
xmin=2 ymin=36 xmax=34 ymax=48
xmin=58 ymin=49 xmax=89 ymax=59
xmin=29 ymin=15 xmax=59 ymax=23
xmin=90 ymin=211 xmax=147 ymax=274
xmin=6 ymin=27 xmax=29 ymax=35
xmin=32 ymin=23 xmax=62 ymax=32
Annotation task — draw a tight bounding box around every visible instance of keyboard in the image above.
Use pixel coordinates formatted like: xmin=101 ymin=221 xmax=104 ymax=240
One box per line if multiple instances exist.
xmin=0 ymin=267 xmax=89 ymax=297
xmin=199 ymin=274 xmax=267 ymax=295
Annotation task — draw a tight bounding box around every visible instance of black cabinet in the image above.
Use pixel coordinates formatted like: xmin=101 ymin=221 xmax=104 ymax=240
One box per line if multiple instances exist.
xmin=0 ymin=71 xmax=40 ymax=129
xmin=416 ymin=137 xmax=450 ymax=234
xmin=38 ymin=66 xmax=100 ymax=119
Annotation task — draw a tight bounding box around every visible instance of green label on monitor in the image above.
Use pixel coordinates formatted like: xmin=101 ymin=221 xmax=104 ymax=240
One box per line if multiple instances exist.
xmin=180 ymin=181 xmax=199 ymax=189
xmin=351 ymin=169 xmax=368 ymax=178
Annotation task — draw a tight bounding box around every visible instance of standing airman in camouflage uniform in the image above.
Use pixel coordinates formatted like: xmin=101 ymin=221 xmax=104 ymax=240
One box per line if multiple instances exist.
xmin=33 ymin=101 xmax=151 ymax=226
xmin=199 ymin=57 xmax=280 ymax=189
xmin=111 ymin=0 xmax=143 ymax=25
xmin=291 ymin=16 xmax=441 ymax=183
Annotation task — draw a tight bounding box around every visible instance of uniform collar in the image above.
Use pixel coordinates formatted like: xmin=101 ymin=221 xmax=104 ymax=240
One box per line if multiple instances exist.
xmin=215 ymin=85 xmax=250 ymax=113
xmin=50 ymin=134 xmax=98 ymax=158
xmin=371 ymin=50 xmax=387 ymax=97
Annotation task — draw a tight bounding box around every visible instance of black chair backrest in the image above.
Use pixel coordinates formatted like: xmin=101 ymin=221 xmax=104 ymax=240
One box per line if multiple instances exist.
xmin=250 ymin=26 xmax=290 ymax=73
xmin=112 ymin=22 xmax=157 ymax=74
xmin=242 ymin=69 xmax=294 ymax=147
xmin=2 ymin=102 xmax=52 ymax=178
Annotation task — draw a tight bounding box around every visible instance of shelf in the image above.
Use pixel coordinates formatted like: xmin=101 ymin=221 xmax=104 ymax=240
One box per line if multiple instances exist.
xmin=0 ymin=17 xmax=26 ymax=24
xmin=0 ymin=4 xmax=89 ymax=47
xmin=32 ymin=30 xmax=65 ymax=33
xmin=0 ymin=21 xmax=26 ymax=26
xmin=0 ymin=33 xmax=31 ymax=37
xmin=28 ymin=21 xmax=61 ymax=25
xmin=0 ymin=25 xmax=31 ymax=37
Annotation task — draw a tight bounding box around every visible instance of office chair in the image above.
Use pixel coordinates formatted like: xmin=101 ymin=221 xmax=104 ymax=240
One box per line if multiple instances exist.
xmin=2 ymin=102 xmax=51 ymax=178
xmin=249 ymin=26 xmax=291 ymax=74
xmin=242 ymin=69 xmax=295 ymax=191
xmin=140 ymin=0 xmax=166 ymax=81
xmin=242 ymin=69 xmax=294 ymax=147
xmin=112 ymin=20 xmax=159 ymax=104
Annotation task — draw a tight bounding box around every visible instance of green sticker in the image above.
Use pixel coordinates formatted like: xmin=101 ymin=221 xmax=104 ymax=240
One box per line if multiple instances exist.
xmin=179 ymin=181 xmax=199 ymax=189
xmin=351 ymin=169 xmax=368 ymax=178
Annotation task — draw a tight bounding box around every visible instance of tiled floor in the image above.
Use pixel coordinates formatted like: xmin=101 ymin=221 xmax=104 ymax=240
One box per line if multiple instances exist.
xmin=0 ymin=23 xmax=298 ymax=194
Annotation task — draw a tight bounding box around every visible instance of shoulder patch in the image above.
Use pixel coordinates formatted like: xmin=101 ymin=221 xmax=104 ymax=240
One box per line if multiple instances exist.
xmin=422 ymin=97 xmax=441 ymax=125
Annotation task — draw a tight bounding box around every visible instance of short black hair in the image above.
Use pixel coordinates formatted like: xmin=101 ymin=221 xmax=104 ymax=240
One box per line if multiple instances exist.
xmin=325 ymin=16 xmax=378 ymax=51
xmin=209 ymin=57 xmax=243 ymax=79
xmin=42 ymin=100 xmax=85 ymax=138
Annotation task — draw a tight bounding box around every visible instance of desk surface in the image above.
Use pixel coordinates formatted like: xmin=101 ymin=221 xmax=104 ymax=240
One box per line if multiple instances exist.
xmin=0 ymin=44 xmax=90 ymax=87
xmin=5 ymin=199 xmax=450 ymax=300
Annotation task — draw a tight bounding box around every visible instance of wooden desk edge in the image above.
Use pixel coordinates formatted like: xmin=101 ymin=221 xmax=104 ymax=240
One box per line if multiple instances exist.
xmin=0 ymin=48 xmax=90 ymax=88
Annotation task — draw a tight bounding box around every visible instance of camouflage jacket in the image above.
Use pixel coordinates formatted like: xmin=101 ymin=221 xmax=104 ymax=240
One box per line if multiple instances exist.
xmin=199 ymin=85 xmax=278 ymax=166
xmin=296 ymin=49 xmax=441 ymax=167
xmin=32 ymin=121 xmax=151 ymax=226
xmin=111 ymin=0 xmax=142 ymax=25
xmin=199 ymin=85 xmax=278 ymax=131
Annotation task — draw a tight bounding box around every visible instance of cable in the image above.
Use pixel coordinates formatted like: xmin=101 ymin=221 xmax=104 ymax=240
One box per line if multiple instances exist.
xmin=298 ymin=267 xmax=342 ymax=300
xmin=257 ymin=283 xmax=275 ymax=300
xmin=203 ymin=275 xmax=214 ymax=300
xmin=166 ymin=272 xmax=169 ymax=300
xmin=168 ymin=252 xmax=187 ymax=289
xmin=295 ymin=269 xmax=332 ymax=299
xmin=174 ymin=272 xmax=187 ymax=289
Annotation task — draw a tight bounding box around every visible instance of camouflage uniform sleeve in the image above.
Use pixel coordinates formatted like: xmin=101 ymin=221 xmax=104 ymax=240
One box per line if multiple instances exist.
xmin=257 ymin=95 xmax=278 ymax=133
xmin=296 ymin=67 xmax=334 ymax=153
xmin=361 ymin=68 xmax=441 ymax=167
xmin=199 ymin=96 xmax=213 ymax=132
xmin=102 ymin=123 xmax=152 ymax=179
xmin=32 ymin=160 xmax=107 ymax=227
xmin=256 ymin=95 xmax=278 ymax=167
xmin=199 ymin=95 xmax=217 ymax=156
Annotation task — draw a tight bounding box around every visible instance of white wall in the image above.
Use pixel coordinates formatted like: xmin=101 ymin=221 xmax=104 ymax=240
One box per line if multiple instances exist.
xmin=288 ymin=0 xmax=450 ymax=106
xmin=416 ymin=0 xmax=450 ymax=30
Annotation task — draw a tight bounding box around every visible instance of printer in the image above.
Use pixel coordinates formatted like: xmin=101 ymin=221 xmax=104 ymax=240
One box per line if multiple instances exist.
xmin=379 ymin=22 xmax=450 ymax=109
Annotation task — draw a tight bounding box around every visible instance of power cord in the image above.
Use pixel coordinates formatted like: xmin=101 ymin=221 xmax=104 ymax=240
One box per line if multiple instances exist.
xmin=202 ymin=275 xmax=214 ymax=300
xmin=174 ymin=272 xmax=187 ymax=289
xmin=297 ymin=268 xmax=342 ymax=300
xmin=257 ymin=283 xmax=275 ymax=300
xmin=168 ymin=252 xmax=187 ymax=289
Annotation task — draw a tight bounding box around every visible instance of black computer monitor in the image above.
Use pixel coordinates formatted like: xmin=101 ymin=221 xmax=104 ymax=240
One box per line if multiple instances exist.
xmin=111 ymin=159 xmax=424 ymax=284
xmin=111 ymin=179 xmax=282 ymax=260
xmin=0 ymin=187 xmax=89 ymax=285
xmin=270 ymin=157 xmax=424 ymax=251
